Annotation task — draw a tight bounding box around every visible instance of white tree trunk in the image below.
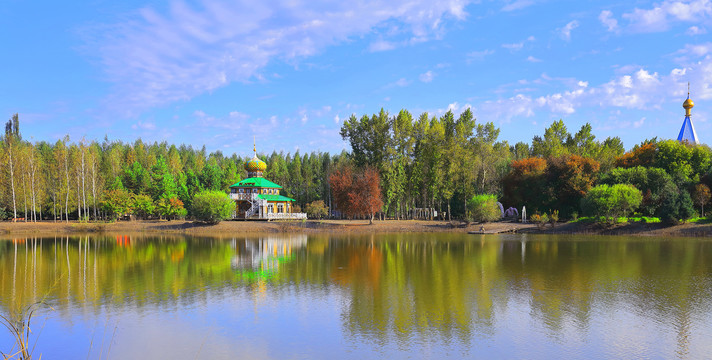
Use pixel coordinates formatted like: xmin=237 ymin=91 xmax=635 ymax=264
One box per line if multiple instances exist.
xmin=64 ymin=151 xmax=70 ymax=222
xmin=91 ymin=160 xmax=97 ymax=220
xmin=7 ymin=140 xmax=17 ymax=219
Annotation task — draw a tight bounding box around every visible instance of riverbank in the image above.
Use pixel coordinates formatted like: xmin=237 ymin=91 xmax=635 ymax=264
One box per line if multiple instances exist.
xmin=527 ymin=220 xmax=712 ymax=237
xmin=0 ymin=219 xmax=532 ymax=236
xmin=1 ymin=219 xmax=711 ymax=237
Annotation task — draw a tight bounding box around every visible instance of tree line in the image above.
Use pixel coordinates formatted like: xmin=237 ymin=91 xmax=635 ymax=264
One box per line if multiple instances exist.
xmin=0 ymin=114 xmax=349 ymax=221
xmin=3 ymin=109 xmax=711 ymax=223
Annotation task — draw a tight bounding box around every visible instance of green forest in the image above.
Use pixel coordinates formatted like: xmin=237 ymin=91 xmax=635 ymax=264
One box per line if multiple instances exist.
xmin=1 ymin=108 xmax=711 ymax=223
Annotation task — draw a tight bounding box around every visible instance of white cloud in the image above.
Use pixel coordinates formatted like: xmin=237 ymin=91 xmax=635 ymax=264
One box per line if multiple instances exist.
xmin=334 ymin=114 xmax=340 ymax=124
xmin=687 ymin=25 xmax=707 ymax=35
xmin=634 ymin=117 xmax=646 ymax=128
xmin=369 ymin=40 xmax=397 ymax=52
xmin=131 ymin=121 xmax=156 ymax=130
xmin=436 ymin=102 xmax=472 ymax=116
xmin=526 ymin=55 xmax=542 ymax=62
xmin=478 ymin=49 xmax=712 ymax=125
xmin=502 ymin=42 xmax=524 ymax=51
xmin=394 ymin=78 xmax=410 ymax=87
xmin=621 ymin=0 xmax=712 ymax=33
xmin=678 ymin=42 xmax=712 ymax=56
xmin=559 ymin=20 xmax=579 ymax=41
xmin=599 ymin=10 xmax=619 ymax=32
xmin=501 ymin=0 xmax=536 ymax=12
xmin=419 ymin=70 xmax=434 ymax=82
xmin=87 ymin=0 xmax=474 ymax=114
xmin=467 ymin=49 xmax=495 ymax=62
xmin=229 ymin=111 xmax=249 ymax=120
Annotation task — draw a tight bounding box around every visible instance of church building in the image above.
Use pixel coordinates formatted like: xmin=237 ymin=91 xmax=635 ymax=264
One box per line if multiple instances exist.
xmin=229 ymin=144 xmax=307 ymax=220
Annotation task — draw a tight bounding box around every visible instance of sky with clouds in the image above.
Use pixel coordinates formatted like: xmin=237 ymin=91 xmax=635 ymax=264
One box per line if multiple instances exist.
xmin=2 ymin=0 xmax=711 ymax=156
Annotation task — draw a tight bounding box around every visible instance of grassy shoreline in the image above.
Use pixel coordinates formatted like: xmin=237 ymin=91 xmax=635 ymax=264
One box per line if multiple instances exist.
xmin=1 ymin=219 xmax=711 ymax=238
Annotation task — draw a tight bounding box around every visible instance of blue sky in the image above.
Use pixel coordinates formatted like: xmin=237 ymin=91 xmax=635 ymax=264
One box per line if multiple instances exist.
xmin=2 ymin=0 xmax=711 ymax=156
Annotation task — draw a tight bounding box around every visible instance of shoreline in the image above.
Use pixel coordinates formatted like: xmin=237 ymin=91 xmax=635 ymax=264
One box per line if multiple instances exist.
xmin=1 ymin=219 xmax=712 ymax=238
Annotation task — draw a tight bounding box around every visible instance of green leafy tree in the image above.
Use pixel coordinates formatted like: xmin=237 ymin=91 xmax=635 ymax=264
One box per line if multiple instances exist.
xmin=191 ymin=190 xmax=234 ymax=224
xmin=122 ymin=161 xmax=150 ymax=195
xmin=131 ymin=194 xmax=155 ymax=219
xmin=200 ymin=161 xmax=223 ymax=191
xmin=658 ymin=188 xmax=695 ymax=224
xmin=532 ymin=120 xmax=570 ymax=158
xmin=599 ymin=166 xmax=677 ymax=217
xmin=580 ymin=184 xmax=643 ymax=219
xmin=150 ymin=157 xmax=178 ymax=200
xmin=101 ymin=188 xmax=132 ymax=220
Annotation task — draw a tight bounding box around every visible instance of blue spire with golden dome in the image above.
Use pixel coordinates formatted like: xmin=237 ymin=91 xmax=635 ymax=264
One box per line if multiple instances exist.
xmin=678 ymin=83 xmax=699 ymax=144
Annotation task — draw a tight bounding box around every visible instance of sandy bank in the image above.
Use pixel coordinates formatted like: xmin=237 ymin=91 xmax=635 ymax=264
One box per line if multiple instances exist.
xmin=0 ymin=219 xmax=532 ymax=236
xmin=1 ymin=219 xmax=710 ymax=238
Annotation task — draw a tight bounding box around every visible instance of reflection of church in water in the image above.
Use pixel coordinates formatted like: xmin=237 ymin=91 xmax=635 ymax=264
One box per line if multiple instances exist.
xmin=231 ymin=234 xmax=308 ymax=274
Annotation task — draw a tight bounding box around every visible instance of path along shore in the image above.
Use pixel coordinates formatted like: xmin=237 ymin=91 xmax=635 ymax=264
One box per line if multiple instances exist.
xmin=1 ymin=219 xmax=712 ymax=238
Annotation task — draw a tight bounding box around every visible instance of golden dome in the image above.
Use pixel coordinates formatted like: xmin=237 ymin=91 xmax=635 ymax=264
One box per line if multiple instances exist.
xmin=245 ymin=155 xmax=267 ymax=172
xmin=683 ymin=97 xmax=694 ymax=109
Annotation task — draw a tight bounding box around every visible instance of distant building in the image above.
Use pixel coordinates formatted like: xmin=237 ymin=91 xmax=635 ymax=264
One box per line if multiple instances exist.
xmin=229 ymin=143 xmax=307 ymax=220
xmin=677 ymin=86 xmax=699 ymax=144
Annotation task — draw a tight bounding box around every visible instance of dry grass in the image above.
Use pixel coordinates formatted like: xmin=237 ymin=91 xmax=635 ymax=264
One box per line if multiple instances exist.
xmin=0 ymin=302 xmax=53 ymax=360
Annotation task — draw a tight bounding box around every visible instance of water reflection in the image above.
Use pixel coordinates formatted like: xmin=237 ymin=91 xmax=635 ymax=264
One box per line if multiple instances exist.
xmin=0 ymin=234 xmax=711 ymax=359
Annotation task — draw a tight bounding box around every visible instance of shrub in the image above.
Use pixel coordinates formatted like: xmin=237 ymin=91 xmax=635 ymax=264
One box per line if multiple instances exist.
xmin=191 ymin=190 xmax=234 ymax=224
xmin=581 ymin=184 xmax=643 ymax=219
xmin=550 ymin=210 xmax=559 ymax=227
xmin=305 ymin=200 xmax=328 ymax=219
xmin=531 ymin=212 xmax=549 ymax=229
xmin=157 ymin=197 xmax=187 ymax=220
xmin=467 ymin=195 xmax=501 ymax=223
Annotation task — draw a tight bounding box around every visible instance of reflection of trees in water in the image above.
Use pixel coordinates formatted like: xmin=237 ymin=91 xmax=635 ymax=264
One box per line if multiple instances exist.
xmin=330 ymin=235 xmax=503 ymax=346
xmin=1 ymin=234 xmax=711 ymax=352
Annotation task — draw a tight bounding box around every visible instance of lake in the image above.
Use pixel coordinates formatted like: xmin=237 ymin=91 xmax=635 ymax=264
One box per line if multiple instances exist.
xmin=1 ymin=233 xmax=711 ymax=359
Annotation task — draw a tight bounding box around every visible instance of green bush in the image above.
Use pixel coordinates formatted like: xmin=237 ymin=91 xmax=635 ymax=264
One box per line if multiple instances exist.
xmin=305 ymin=200 xmax=328 ymax=219
xmin=467 ymin=195 xmax=501 ymax=223
xmin=581 ymin=184 xmax=643 ymax=219
xmin=191 ymin=190 xmax=234 ymax=224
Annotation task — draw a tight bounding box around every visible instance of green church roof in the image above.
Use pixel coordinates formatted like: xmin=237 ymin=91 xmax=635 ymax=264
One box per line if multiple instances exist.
xmin=230 ymin=177 xmax=283 ymax=189
xmin=257 ymin=194 xmax=295 ymax=202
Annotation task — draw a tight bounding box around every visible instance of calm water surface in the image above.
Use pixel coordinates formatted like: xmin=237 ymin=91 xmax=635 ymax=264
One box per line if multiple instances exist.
xmin=1 ymin=233 xmax=711 ymax=359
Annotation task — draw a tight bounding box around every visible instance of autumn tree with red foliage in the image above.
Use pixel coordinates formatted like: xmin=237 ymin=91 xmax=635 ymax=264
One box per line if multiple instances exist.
xmin=329 ymin=165 xmax=383 ymax=224
xmin=502 ymin=155 xmax=599 ymax=217
xmin=546 ymin=155 xmax=600 ymax=216
xmin=502 ymin=157 xmax=548 ymax=213
xmin=615 ymin=142 xmax=656 ymax=168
